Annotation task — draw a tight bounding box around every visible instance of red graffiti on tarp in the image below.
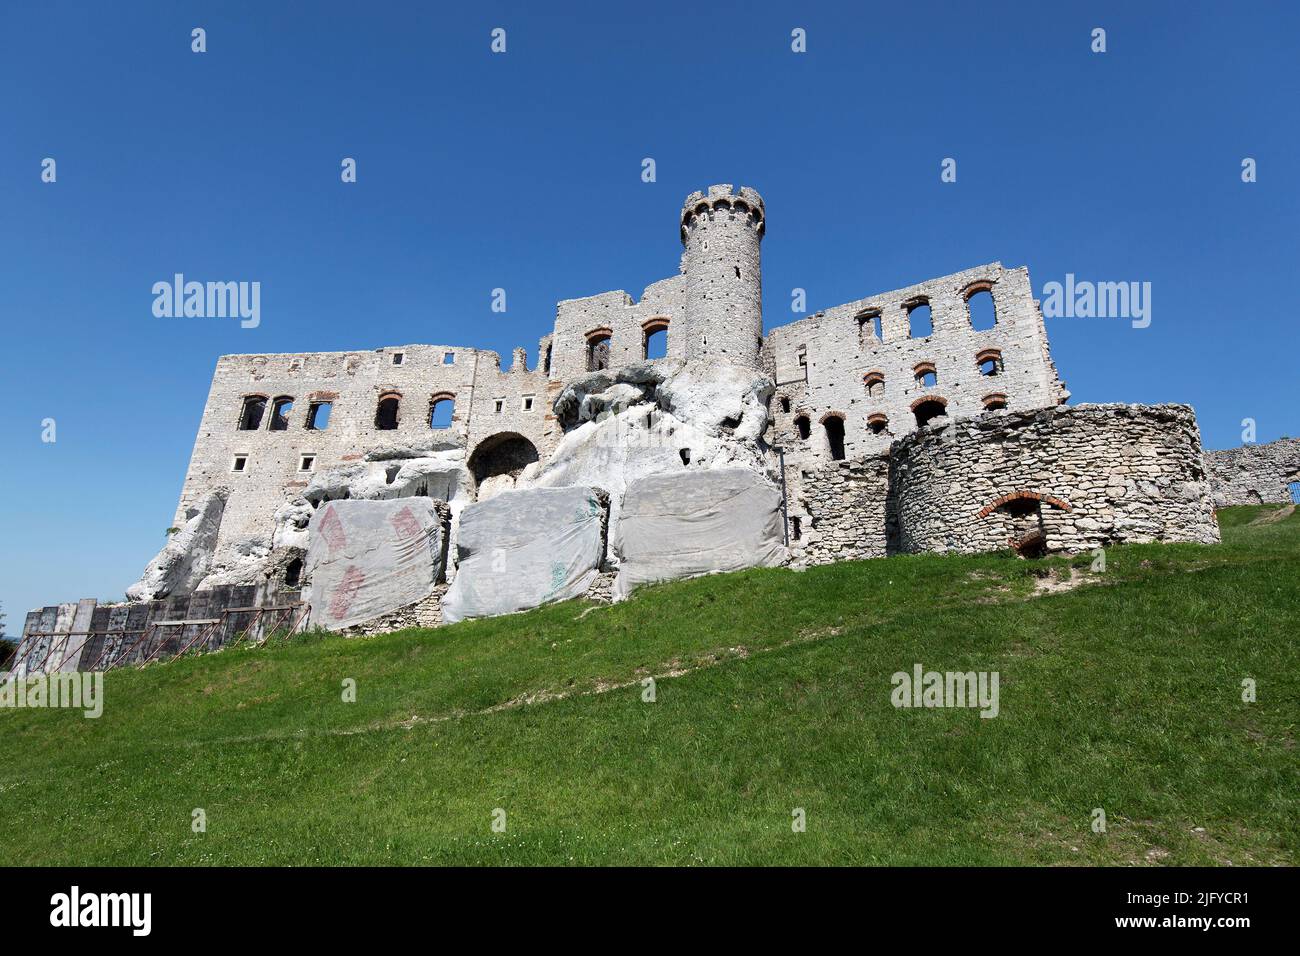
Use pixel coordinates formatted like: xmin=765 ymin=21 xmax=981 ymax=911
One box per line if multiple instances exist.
xmin=328 ymin=565 xmax=365 ymax=620
xmin=390 ymin=506 xmax=422 ymax=540
xmin=319 ymin=505 xmax=347 ymax=554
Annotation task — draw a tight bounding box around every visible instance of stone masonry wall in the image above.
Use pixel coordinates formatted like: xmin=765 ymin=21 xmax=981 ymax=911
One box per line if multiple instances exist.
xmin=176 ymin=343 xmax=552 ymax=562
xmin=890 ymin=404 xmax=1220 ymax=555
xmin=1204 ymin=437 xmax=1300 ymax=507
xmin=790 ymin=456 xmax=893 ymax=566
xmin=764 ymin=261 xmax=1067 ymax=466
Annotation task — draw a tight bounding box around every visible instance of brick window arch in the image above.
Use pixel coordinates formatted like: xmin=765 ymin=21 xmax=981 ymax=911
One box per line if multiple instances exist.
xmin=977 ymin=490 xmax=1072 ymax=519
xmin=863 ymin=370 xmax=885 ymax=397
xmin=867 ymin=413 xmax=889 ymax=435
xmin=586 ymin=327 xmax=613 ymax=372
xmin=981 ymin=392 xmax=1008 ymax=411
xmin=976 ymin=348 xmax=1003 ymax=377
xmin=964 ymin=281 xmax=997 ymax=331
xmin=269 ymin=395 xmax=295 ymax=431
xmin=375 ymin=392 xmax=401 ymax=430
xmin=910 ymin=394 xmax=948 ymax=427
xmin=642 ymin=317 xmax=669 ymax=360
xmin=913 ymin=362 xmax=938 ymax=388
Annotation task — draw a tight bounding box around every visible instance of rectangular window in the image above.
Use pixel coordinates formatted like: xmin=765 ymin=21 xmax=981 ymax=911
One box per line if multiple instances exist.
xmin=522 ymin=395 xmax=534 ymax=411
xmin=306 ymin=401 xmax=332 ymax=430
xmin=443 ymin=352 xmax=455 ymax=365
xmin=299 ymin=455 xmax=316 ymax=472
xmin=232 ymin=455 xmax=249 ymax=473
xmin=392 ymin=352 xmax=404 ymax=365
xmin=494 ymin=399 xmax=504 ymax=413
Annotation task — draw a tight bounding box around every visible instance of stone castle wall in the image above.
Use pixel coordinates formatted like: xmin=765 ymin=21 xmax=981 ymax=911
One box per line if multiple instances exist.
xmin=1204 ymin=437 xmax=1300 ymax=507
xmin=175 ymin=343 xmax=554 ymax=562
xmin=889 ymin=404 xmax=1220 ymax=555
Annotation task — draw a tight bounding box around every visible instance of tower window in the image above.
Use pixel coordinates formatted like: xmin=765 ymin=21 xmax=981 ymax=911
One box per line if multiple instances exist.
xmin=977 ymin=349 xmax=1003 ymax=377
xmin=299 ymin=454 xmax=316 ymax=472
xmin=494 ymin=398 xmax=504 ymax=413
xmin=443 ymin=352 xmax=455 ymax=365
xmin=231 ymin=455 xmax=249 ymax=473
xmin=392 ymin=352 xmax=404 ymax=365
xmin=914 ymin=363 xmax=938 ymax=389
xmin=284 ymin=557 xmax=303 ymax=589
xmin=522 ymin=395 xmax=534 ymax=412
xmin=868 ymin=414 xmax=889 ymax=435
xmin=857 ymin=310 xmax=882 ymax=347
xmin=794 ymin=415 xmax=811 ymax=440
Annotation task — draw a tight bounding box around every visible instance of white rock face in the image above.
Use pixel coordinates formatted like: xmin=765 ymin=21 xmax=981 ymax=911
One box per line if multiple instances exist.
xmin=126 ymin=490 xmax=228 ymax=601
xmin=525 ymin=360 xmax=778 ymax=559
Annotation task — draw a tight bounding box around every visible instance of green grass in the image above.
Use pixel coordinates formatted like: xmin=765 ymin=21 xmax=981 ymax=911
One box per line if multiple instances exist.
xmin=2 ymin=505 xmax=1296 ymax=865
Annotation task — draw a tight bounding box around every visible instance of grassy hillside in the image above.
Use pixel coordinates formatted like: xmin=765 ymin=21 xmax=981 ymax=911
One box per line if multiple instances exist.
xmin=1 ymin=505 xmax=1296 ymax=866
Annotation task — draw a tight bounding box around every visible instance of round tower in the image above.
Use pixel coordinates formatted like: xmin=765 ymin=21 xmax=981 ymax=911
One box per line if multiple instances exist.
xmin=679 ymin=184 xmax=765 ymax=369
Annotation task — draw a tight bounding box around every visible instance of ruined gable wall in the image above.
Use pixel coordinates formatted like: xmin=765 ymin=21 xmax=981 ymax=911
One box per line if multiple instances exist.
xmin=889 ymin=404 xmax=1220 ymax=555
xmin=763 ymin=262 xmax=1066 ymax=465
xmin=548 ymin=274 xmax=690 ymax=383
xmin=1204 ymin=437 xmax=1300 ymax=507
xmin=176 ymin=344 xmax=488 ymax=559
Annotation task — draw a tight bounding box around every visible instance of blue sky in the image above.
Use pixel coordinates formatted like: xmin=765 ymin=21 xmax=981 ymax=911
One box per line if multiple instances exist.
xmin=1 ymin=0 xmax=1296 ymax=626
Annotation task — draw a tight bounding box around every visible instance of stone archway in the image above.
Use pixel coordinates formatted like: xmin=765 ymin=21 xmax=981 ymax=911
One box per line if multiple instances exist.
xmin=467 ymin=432 xmax=540 ymax=497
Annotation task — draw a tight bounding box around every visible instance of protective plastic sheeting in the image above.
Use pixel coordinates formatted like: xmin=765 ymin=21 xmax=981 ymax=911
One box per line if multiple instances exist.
xmin=441 ymin=486 xmax=606 ymax=623
xmin=612 ymin=468 xmax=787 ymax=599
xmin=305 ymin=498 xmax=446 ymax=631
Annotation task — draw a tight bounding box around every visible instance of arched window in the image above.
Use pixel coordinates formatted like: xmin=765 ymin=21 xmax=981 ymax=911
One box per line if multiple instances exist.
xmin=907 ymin=298 xmax=933 ymax=338
xmin=375 ymin=393 xmax=401 ymax=430
xmin=429 ymin=392 xmax=455 ymax=429
xmin=867 ymin=413 xmax=889 ymax=435
xmin=912 ymin=396 xmax=948 ymax=428
xmin=269 ymin=396 xmax=294 ymax=431
xmin=982 ymin=393 xmax=1008 ymax=411
xmin=913 ymin=362 xmax=937 ymax=388
xmin=822 ymin=414 xmax=846 ymax=461
xmin=794 ymin=415 xmax=811 ymax=440
xmin=586 ymin=328 xmax=613 ymax=372
xmin=542 ymin=343 xmax=553 ymax=375
xmin=284 ymin=557 xmax=303 ymax=589
xmin=976 ymin=348 xmax=1003 ymax=377
xmin=643 ymin=318 xmax=669 ymax=360
xmin=863 ymin=370 xmax=885 ymax=398
xmin=237 ymin=395 xmax=267 ymax=431
xmin=965 ymin=283 xmax=997 ymax=331
xmin=779 ymin=396 xmax=792 ymax=414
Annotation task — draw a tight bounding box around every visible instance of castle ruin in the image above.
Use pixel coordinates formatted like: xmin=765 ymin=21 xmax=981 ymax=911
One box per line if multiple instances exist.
xmin=13 ymin=182 xmax=1272 ymax=668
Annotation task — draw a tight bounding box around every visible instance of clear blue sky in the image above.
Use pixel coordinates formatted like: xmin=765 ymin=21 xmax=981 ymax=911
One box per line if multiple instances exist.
xmin=1 ymin=1 xmax=1296 ymax=626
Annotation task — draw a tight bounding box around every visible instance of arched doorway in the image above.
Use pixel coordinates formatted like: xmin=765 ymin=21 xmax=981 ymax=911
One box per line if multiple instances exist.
xmin=468 ymin=432 xmax=540 ymax=493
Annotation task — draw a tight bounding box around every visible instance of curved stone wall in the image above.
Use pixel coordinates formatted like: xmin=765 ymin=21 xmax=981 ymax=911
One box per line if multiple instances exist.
xmin=890 ymin=404 xmax=1220 ymax=555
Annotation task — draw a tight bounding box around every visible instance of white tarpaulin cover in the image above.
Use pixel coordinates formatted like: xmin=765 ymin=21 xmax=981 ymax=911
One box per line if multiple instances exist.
xmin=305 ymin=498 xmax=446 ymax=630
xmin=441 ymin=486 xmax=606 ymax=624
xmin=612 ymin=468 xmax=787 ymax=600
